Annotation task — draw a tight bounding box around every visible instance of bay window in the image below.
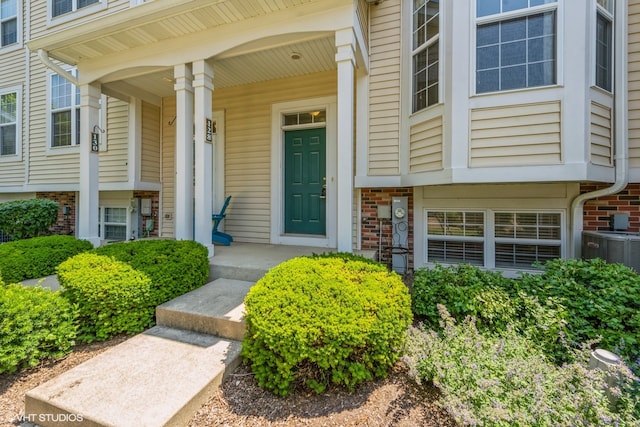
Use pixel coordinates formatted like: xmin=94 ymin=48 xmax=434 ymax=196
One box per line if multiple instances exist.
xmin=0 ymin=89 xmax=17 ymax=157
xmin=52 ymin=0 xmax=100 ymax=18
xmin=1 ymin=0 xmax=18 ymax=47
xmin=50 ymin=72 xmax=80 ymax=148
xmin=476 ymin=0 xmax=557 ymax=94
xmin=412 ymin=0 xmax=440 ymax=112
xmin=595 ymin=0 xmax=613 ymax=91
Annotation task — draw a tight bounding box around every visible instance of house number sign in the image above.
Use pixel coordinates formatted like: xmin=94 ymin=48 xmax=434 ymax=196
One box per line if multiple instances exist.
xmin=91 ymin=132 xmax=100 ymax=152
xmin=205 ymin=119 xmax=214 ymax=143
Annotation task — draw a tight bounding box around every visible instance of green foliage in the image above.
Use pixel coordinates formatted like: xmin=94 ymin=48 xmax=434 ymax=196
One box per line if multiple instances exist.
xmin=0 ymin=235 xmax=93 ymax=283
xmin=0 ymin=199 xmax=59 ymax=240
xmin=0 ymin=284 xmax=76 ymax=374
xmin=242 ymin=256 xmax=412 ymax=396
xmin=411 ymin=263 xmax=567 ymax=358
xmin=518 ymin=258 xmax=640 ymax=368
xmin=93 ymin=239 xmax=209 ymax=306
xmin=403 ymin=306 xmax=640 ymax=426
xmin=310 ymin=251 xmax=383 ymax=266
xmin=58 ymin=253 xmax=153 ymax=342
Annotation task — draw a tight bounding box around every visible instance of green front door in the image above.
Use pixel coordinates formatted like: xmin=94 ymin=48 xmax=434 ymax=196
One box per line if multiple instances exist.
xmin=284 ymin=128 xmax=326 ymax=235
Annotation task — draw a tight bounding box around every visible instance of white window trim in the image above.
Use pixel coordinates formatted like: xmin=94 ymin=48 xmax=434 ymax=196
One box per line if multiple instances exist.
xmin=47 ymin=0 xmax=107 ymax=27
xmin=46 ymin=68 xmax=80 ymax=154
xmin=472 ymin=0 xmax=562 ymax=96
xmin=424 ymin=208 xmax=566 ymax=272
xmin=0 ymin=85 xmax=22 ymax=162
xmin=0 ymin=0 xmax=22 ymax=52
xmin=592 ymin=0 xmax=614 ymax=92
xmin=130 ymin=0 xmax=151 ymax=6
xmin=98 ymin=205 xmax=130 ymax=242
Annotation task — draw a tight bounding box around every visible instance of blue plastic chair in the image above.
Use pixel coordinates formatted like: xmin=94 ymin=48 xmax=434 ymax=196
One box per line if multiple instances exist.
xmin=212 ymin=195 xmax=233 ymax=245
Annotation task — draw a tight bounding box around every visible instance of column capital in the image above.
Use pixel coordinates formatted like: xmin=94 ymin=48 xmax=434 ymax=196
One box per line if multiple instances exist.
xmin=192 ymin=60 xmax=214 ymax=91
xmin=174 ymin=63 xmax=193 ymax=92
xmin=335 ymin=28 xmax=356 ymax=66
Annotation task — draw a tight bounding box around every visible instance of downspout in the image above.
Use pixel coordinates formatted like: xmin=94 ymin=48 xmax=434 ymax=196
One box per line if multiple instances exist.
xmin=36 ymin=49 xmax=78 ymax=86
xmin=570 ymin=0 xmax=628 ymax=258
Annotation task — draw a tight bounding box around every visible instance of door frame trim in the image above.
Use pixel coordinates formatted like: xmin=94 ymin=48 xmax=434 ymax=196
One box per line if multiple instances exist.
xmin=270 ymin=96 xmax=337 ymax=248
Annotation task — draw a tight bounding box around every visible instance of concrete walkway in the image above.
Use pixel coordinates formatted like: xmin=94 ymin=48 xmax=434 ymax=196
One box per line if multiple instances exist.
xmin=22 ymin=243 xmax=335 ymax=427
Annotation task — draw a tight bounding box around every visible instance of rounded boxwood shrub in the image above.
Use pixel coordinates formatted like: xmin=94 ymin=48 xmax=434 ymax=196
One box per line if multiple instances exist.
xmin=58 ymin=253 xmax=153 ymax=342
xmin=0 ymin=235 xmax=93 ymax=283
xmin=0 ymin=283 xmax=77 ymax=374
xmin=242 ymin=256 xmax=413 ymax=396
xmin=93 ymin=239 xmax=209 ymax=306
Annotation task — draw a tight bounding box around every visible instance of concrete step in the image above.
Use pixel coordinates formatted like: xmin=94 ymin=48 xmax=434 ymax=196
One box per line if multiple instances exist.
xmin=156 ymin=278 xmax=253 ymax=341
xmin=209 ymin=263 xmax=267 ymax=283
xmin=24 ymin=326 xmax=242 ymax=427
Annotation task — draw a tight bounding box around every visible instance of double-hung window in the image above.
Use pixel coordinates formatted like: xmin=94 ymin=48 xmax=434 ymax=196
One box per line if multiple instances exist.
xmin=476 ymin=0 xmax=557 ymax=94
xmin=50 ymin=72 xmax=80 ymax=148
xmin=52 ymin=0 xmax=100 ymax=18
xmin=1 ymin=0 xmax=18 ymax=47
xmin=0 ymin=89 xmax=17 ymax=156
xmin=99 ymin=207 xmax=128 ymax=241
xmin=426 ymin=209 xmax=562 ymax=269
xmin=412 ymin=0 xmax=440 ymax=112
xmin=595 ymin=0 xmax=613 ymax=91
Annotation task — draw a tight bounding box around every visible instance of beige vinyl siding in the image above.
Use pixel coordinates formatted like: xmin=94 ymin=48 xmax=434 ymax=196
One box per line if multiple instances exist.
xmin=213 ymin=71 xmax=336 ymax=243
xmin=410 ymin=116 xmax=443 ymax=173
xmin=141 ymin=101 xmax=160 ymax=182
xmin=0 ymin=49 xmax=26 ymax=184
xmin=27 ymin=54 xmax=79 ymax=184
xmin=30 ymin=0 xmax=131 ymax=40
xmin=356 ymin=0 xmax=369 ymax=52
xmin=368 ymin=0 xmax=400 ymax=176
xmin=469 ymin=101 xmax=562 ymax=167
xmin=161 ymin=97 xmax=176 ymax=238
xmin=99 ymin=97 xmax=129 ymax=182
xmin=629 ymin=1 xmax=640 ymax=168
xmin=590 ymin=102 xmax=613 ymax=166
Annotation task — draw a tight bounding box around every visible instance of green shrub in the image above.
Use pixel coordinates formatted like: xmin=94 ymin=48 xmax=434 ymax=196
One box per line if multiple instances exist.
xmin=310 ymin=251 xmax=382 ymax=266
xmin=93 ymin=239 xmax=209 ymax=306
xmin=242 ymin=256 xmax=412 ymax=396
xmin=0 ymin=235 xmax=93 ymax=283
xmin=518 ymin=258 xmax=640 ymax=368
xmin=0 ymin=198 xmax=59 ymax=240
xmin=58 ymin=253 xmax=153 ymax=342
xmin=411 ymin=263 xmax=567 ymax=358
xmin=403 ymin=305 xmax=640 ymax=426
xmin=0 ymin=284 xmax=76 ymax=374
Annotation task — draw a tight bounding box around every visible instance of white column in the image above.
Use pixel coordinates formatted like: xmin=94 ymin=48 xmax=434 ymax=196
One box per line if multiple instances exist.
xmin=335 ymin=29 xmax=356 ymax=252
xmin=78 ymin=83 xmax=102 ymax=247
xmin=174 ymin=64 xmax=194 ymax=240
xmin=193 ymin=60 xmax=214 ymax=257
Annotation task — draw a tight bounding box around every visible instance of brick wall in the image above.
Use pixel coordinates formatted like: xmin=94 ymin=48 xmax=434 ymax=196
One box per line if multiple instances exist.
xmin=360 ymin=187 xmax=413 ymax=269
xmin=36 ymin=192 xmax=76 ymax=236
xmin=581 ymin=183 xmax=640 ymax=232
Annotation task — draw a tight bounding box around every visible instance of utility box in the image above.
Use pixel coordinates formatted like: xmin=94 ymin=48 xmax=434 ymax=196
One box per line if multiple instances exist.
xmin=582 ymin=231 xmax=640 ymax=272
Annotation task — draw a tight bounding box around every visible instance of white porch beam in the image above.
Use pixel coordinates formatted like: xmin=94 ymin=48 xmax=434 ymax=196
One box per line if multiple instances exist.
xmin=335 ymin=28 xmax=356 ymax=252
xmin=78 ymin=83 xmax=102 ymax=247
xmin=193 ymin=60 xmax=214 ymax=257
xmin=174 ymin=63 xmax=194 ymax=241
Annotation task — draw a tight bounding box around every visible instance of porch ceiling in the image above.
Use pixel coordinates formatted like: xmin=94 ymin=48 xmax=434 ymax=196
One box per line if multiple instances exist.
xmin=28 ymin=0 xmax=339 ymax=98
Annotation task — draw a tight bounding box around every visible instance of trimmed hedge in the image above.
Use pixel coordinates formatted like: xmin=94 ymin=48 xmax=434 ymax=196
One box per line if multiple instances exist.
xmin=0 ymin=283 xmax=77 ymax=374
xmin=0 ymin=235 xmax=93 ymax=283
xmin=0 ymin=198 xmax=59 ymax=240
xmin=242 ymin=256 xmax=412 ymax=396
xmin=93 ymin=239 xmax=209 ymax=307
xmin=58 ymin=253 xmax=153 ymax=342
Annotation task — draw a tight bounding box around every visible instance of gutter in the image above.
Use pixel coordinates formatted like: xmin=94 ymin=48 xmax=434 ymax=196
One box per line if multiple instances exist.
xmin=36 ymin=49 xmax=78 ymax=85
xmin=570 ymin=0 xmax=628 ymax=258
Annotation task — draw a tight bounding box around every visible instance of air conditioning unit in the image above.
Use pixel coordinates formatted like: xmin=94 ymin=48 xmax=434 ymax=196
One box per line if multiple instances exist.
xmin=582 ymin=231 xmax=640 ymax=272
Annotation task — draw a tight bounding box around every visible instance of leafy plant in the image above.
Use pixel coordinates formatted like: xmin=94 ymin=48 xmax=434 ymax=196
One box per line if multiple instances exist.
xmin=518 ymin=258 xmax=640 ymax=369
xmin=403 ymin=305 xmax=640 ymax=426
xmin=411 ymin=263 xmax=567 ymax=359
xmin=0 ymin=284 xmax=76 ymax=374
xmin=0 ymin=235 xmax=93 ymax=283
xmin=58 ymin=253 xmax=153 ymax=342
xmin=0 ymin=199 xmax=59 ymax=240
xmin=242 ymin=256 xmax=412 ymax=396
xmin=93 ymin=239 xmax=209 ymax=306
